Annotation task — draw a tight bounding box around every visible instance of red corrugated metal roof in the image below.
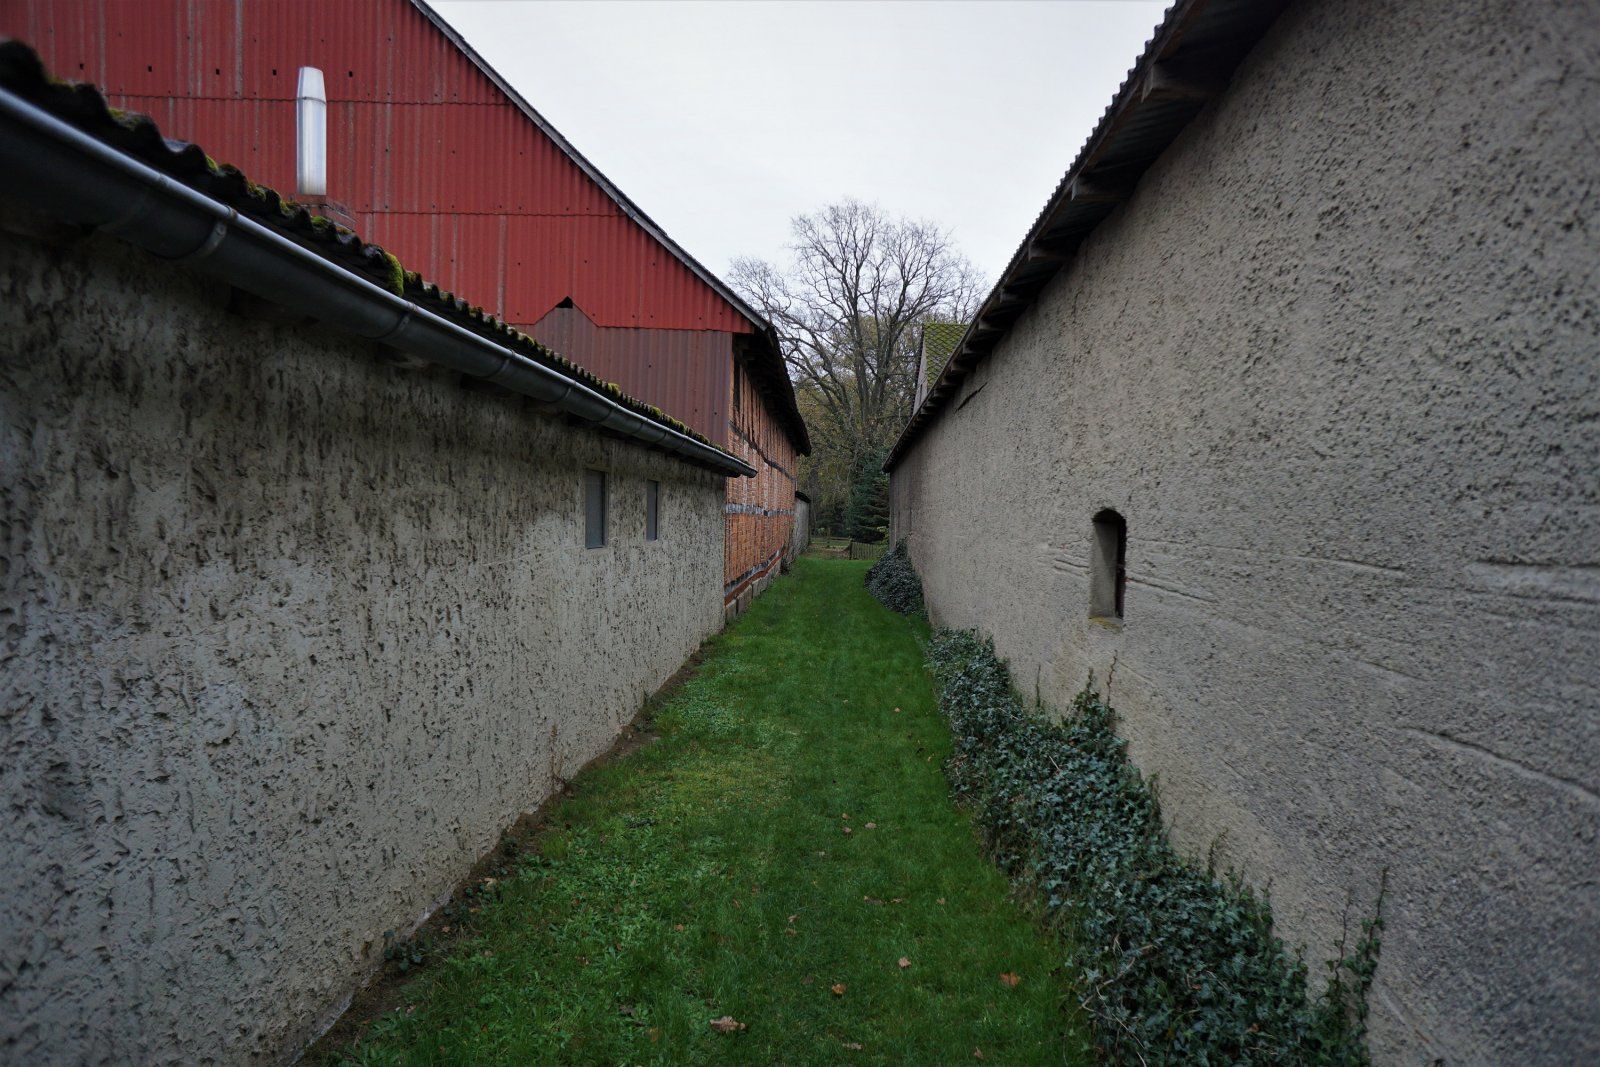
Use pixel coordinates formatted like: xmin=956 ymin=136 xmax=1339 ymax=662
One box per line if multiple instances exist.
xmin=1 ymin=0 xmax=755 ymax=334
xmin=0 ymin=38 xmax=741 ymax=463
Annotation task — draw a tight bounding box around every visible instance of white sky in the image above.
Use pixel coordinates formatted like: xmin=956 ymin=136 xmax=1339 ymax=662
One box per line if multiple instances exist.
xmin=433 ymin=0 xmax=1170 ymax=286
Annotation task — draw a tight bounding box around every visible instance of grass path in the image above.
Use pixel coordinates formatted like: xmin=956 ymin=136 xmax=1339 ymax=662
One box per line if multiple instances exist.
xmin=326 ymin=557 xmax=1090 ymax=1065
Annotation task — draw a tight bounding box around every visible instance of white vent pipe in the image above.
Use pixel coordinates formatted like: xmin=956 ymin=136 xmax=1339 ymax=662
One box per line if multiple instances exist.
xmin=295 ymin=66 xmax=327 ymax=197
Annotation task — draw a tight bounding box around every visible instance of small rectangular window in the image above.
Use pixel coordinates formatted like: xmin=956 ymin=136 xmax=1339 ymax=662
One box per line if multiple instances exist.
xmin=645 ymin=480 xmax=660 ymax=541
xmin=1090 ymin=509 xmax=1127 ymax=620
xmin=584 ymin=469 xmax=607 ymax=548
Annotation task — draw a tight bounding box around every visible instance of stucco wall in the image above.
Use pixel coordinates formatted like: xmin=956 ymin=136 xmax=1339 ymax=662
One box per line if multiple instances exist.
xmin=0 ymin=227 xmax=726 ymax=1063
xmin=889 ymin=1 xmax=1599 ymax=1062
xmin=791 ymin=497 xmax=812 ymax=561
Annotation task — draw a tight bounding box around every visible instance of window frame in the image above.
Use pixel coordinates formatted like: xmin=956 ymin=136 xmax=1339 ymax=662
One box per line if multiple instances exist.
xmin=584 ymin=468 xmax=608 ymax=549
xmin=1089 ymin=509 xmax=1127 ymax=623
xmin=645 ymin=479 xmax=661 ymax=542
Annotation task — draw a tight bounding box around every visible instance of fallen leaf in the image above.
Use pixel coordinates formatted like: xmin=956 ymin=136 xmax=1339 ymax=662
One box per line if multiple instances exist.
xmin=841 ymin=813 xmax=850 ymax=819
xmin=618 ymin=1004 xmax=636 ymax=1017
xmin=733 ymin=900 xmax=741 ymax=908
xmin=974 ymin=1048 xmax=985 ymax=1060
xmin=844 ymin=1041 xmax=864 ymax=1050
xmin=898 ymin=957 xmax=911 ymax=969
xmin=842 ymin=827 xmax=852 ymax=835
xmin=674 ymin=924 xmax=685 ymax=932
xmin=893 ymin=707 xmax=901 ymax=713
xmin=830 ymin=983 xmax=847 ymax=996
xmin=787 ymin=915 xmax=798 ymax=924
xmin=785 ymin=928 xmax=797 ymax=936
xmin=999 ymin=972 xmax=1021 ymax=988
xmin=865 ymin=822 xmax=876 ymax=830
xmin=709 ymin=1015 xmax=746 ymax=1034
xmin=648 ymin=1027 xmax=660 ymax=1044
xmin=937 ymin=898 xmax=946 ymax=905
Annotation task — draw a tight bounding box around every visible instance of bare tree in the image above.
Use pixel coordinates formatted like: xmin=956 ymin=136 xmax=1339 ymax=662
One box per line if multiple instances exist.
xmin=731 ymin=199 xmax=983 ymax=463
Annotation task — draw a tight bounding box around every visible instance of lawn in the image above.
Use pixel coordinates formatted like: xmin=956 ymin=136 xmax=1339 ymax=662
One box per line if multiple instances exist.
xmin=321 ymin=556 xmax=1090 ymax=1065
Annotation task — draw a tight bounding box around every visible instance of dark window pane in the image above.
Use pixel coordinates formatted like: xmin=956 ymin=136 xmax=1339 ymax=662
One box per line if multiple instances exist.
xmin=585 ymin=469 xmax=607 ymax=549
xmin=646 ymin=480 xmax=660 ymax=541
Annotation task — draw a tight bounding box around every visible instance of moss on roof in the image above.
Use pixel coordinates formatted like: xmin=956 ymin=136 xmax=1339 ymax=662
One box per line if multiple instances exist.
xmin=0 ymin=38 xmax=726 ymax=458
xmin=921 ymin=321 xmax=967 ymax=385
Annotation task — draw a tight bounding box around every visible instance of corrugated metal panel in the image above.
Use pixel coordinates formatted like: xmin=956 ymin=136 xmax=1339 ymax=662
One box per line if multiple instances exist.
xmin=0 ymin=0 xmax=755 ymax=336
xmin=530 ymin=305 xmax=731 ymax=445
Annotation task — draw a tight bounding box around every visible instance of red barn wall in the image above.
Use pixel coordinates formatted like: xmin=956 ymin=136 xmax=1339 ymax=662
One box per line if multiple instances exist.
xmin=724 ymin=353 xmax=798 ymax=606
xmin=529 ymin=305 xmax=731 ymax=447
xmin=0 ymin=0 xmax=755 ymax=443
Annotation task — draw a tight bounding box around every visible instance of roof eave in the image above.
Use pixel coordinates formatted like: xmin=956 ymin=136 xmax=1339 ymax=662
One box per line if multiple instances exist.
xmin=883 ymin=0 xmax=1291 ymax=472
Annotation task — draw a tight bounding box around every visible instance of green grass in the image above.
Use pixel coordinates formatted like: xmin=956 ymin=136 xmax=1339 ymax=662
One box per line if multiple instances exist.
xmin=324 ymin=557 xmax=1090 ymax=1066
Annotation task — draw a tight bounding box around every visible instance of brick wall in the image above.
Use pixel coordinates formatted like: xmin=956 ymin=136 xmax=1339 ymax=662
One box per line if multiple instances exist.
xmin=723 ymin=355 xmax=798 ymax=604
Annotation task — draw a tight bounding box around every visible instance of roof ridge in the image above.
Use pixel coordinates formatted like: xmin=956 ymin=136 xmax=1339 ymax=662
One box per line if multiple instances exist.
xmin=405 ymin=0 xmax=810 ymax=455
xmin=884 ymin=0 xmax=1289 ymax=470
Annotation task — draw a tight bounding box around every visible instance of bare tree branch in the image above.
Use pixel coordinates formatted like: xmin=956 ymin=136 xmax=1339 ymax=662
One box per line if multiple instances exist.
xmin=731 ymin=198 xmax=984 ymax=473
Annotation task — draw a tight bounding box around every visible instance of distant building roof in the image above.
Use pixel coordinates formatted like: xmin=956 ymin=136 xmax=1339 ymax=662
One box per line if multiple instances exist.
xmin=920 ymin=321 xmax=967 ymax=386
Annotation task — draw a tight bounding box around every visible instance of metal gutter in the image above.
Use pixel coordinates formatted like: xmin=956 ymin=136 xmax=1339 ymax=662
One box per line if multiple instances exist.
xmin=882 ymin=0 xmax=1290 ymax=472
xmin=0 ymin=85 xmax=757 ymax=478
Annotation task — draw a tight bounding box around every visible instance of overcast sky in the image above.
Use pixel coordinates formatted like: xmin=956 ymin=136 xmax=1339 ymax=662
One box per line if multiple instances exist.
xmin=433 ymin=0 xmax=1169 ymax=286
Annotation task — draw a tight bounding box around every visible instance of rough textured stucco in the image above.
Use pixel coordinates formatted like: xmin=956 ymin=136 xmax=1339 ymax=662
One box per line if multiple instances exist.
xmin=889 ymin=1 xmax=1599 ymax=1062
xmin=791 ymin=498 xmax=812 ymax=560
xmin=0 ymin=227 xmax=725 ymax=1063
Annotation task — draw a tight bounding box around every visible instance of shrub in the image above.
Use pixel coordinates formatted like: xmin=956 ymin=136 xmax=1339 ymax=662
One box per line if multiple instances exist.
xmin=865 ymin=539 xmax=924 ymax=615
xmin=927 ymin=629 xmax=1382 ymax=1065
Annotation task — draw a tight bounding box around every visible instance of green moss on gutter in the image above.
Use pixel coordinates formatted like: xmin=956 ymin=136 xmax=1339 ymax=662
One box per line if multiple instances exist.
xmin=381 ymin=252 xmax=405 ymax=296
